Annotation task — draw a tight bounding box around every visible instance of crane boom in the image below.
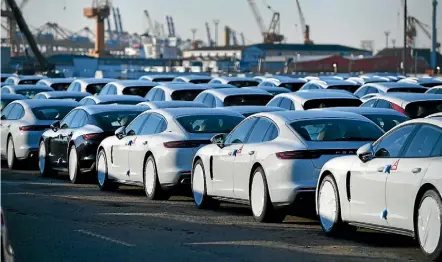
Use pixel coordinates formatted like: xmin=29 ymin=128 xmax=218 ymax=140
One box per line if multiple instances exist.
xmin=205 ymin=22 xmax=213 ymax=46
xmin=112 ymin=7 xmax=119 ymax=42
xmin=295 ymin=0 xmax=313 ymax=44
xmin=116 ymin=7 xmax=123 ymax=34
xmin=246 ymin=0 xmax=266 ymax=35
xmin=144 ymin=10 xmax=155 ymax=36
xmin=106 ymin=17 xmax=113 ymax=40
xmin=240 ymin=32 xmax=246 ymax=45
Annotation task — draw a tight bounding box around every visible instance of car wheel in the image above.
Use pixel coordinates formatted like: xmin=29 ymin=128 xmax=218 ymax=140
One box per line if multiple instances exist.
xmin=192 ymin=159 xmax=219 ymax=209
xmin=38 ymin=140 xmax=56 ymax=177
xmin=7 ymin=137 xmax=17 ymax=170
xmin=96 ymin=150 xmax=118 ymax=191
xmin=318 ymin=175 xmax=355 ymax=236
xmin=250 ymin=166 xmax=285 ymax=223
xmin=143 ymin=155 xmax=169 ymax=200
xmin=68 ymin=145 xmax=84 ymax=184
xmin=416 ymin=189 xmax=442 ymax=261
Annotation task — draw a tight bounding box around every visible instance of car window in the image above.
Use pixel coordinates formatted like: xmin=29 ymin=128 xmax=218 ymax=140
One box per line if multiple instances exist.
xmin=403 ymin=125 xmax=442 ymax=158
xmin=176 ymin=115 xmax=243 ymax=134
xmin=2 ymin=88 xmax=10 ymax=94
xmin=139 ymin=114 xmax=165 ymax=135
xmin=108 ymin=85 xmax=117 ymax=95
xmin=363 ymin=114 xmax=408 ymax=132
xmin=247 ymin=118 xmax=276 ymax=143
xmin=211 ymin=80 xmax=221 ymax=84
xmin=267 ymin=97 xmax=282 ymax=107
xmin=146 ymin=89 xmax=157 ymax=101
xmin=373 ymin=124 xmax=416 ymax=158
xmin=86 ymin=83 xmax=106 ymax=95
xmin=361 ymin=99 xmax=377 ymax=108
xmin=354 ymin=86 xmax=368 ymax=97
xmin=279 ymin=98 xmax=293 ymax=110
xmin=224 ymin=95 xmax=272 ymax=106
xmin=1 ymin=103 xmax=15 ymax=118
xmin=194 ymin=93 xmax=207 ymax=104
xmin=100 ymin=85 xmax=109 ymax=95
xmin=367 ymin=86 xmax=379 ymax=94
xmin=126 ymin=114 xmax=149 ymax=135
xmin=171 ymin=90 xmax=203 ymax=101
xmin=203 ymin=94 xmax=215 ymax=108
xmin=61 ymin=110 xmax=78 ymax=129
xmin=263 ymin=123 xmax=278 ymax=141
xmin=34 ymin=94 xmax=44 ymax=99
xmin=32 ymin=106 xmax=74 ymax=120
xmin=70 ymin=110 xmax=88 ymax=128
xmin=8 ymin=104 xmax=24 ymax=120
xmin=225 ymin=118 xmax=258 ymax=144
xmin=375 ymin=99 xmax=392 ymax=109
xmin=153 ymin=89 xmax=165 ymax=101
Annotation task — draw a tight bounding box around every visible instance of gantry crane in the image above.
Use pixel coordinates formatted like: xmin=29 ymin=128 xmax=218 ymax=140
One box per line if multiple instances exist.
xmin=246 ymin=0 xmax=284 ymax=44
xmin=205 ymin=22 xmax=214 ymax=46
xmin=1 ymin=0 xmax=30 ymax=55
xmin=83 ymin=0 xmax=110 ymax=57
xmin=144 ymin=10 xmax=155 ymax=37
xmin=295 ymin=0 xmax=313 ymax=44
xmin=406 ymin=16 xmax=440 ymax=50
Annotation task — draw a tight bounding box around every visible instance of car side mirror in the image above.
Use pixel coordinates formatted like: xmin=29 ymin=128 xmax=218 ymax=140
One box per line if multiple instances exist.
xmin=357 ymin=143 xmax=374 ymax=163
xmin=115 ymin=126 xmax=127 ymax=140
xmin=50 ymin=120 xmax=60 ymax=132
xmin=210 ymin=134 xmax=225 ymax=148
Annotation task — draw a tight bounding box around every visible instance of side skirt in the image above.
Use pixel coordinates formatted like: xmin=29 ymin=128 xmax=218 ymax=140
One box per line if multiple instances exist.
xmin=212 ymin=196 xmax=249 ymax=205
xmin=348 ymin=222 xmax=415 ymax=238
xmin=115 ymin=180 xmax=144 ymax=187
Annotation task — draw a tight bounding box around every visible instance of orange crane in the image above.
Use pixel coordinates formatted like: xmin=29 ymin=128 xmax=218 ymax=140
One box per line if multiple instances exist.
xmin=295 ymin=0 xmax=313 ymax=44
xmin=246 ymin=0 xmax=284 ymax=44
xmin=83 ymin=0 xmax=110 ymax=57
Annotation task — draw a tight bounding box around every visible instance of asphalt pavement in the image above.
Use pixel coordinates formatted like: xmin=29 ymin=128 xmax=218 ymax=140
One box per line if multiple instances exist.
xmin=1 ymin=165 xmax=426 ymax=262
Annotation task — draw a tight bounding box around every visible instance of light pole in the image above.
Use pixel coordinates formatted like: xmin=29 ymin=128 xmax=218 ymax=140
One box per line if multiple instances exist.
xmin=333 ymin=63 xmax=337 ymax=73
xmin=437 ymin=66 xmax=441 ymax=75
xmin=213 ymin=19 xmax=220 ymax=47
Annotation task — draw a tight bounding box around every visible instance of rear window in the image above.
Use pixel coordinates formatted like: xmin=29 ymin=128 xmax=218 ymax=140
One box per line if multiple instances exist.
xmin=171 ymin=90 xmax=204 ymax=101
xmin=176 ymin=115 xmax=244 ymax=133
xmin=32 ymin=106 xmax=75 ymax=120
xmin=388 ymin=88 xmax=427 ymax=93
xmin=51 ymin=83 xmax=71 ymax=91
xmin=229 ymin=81 xmax=259 ymax=87
xmin=122 ymin=86 xmax=154 ymax=97
xmin=303 ymin=99 xmax=362 ymax=109
xmin=224 ymin=95 xmax=273 ymax=106
xmin=279 ymin=82 xmax=305 ymax=91
xmin=290 ymin=119 xmax=383 ymax=142
xmin=405 ymin=101 xmax=442 ymax=118
xmin=1 ymin=77 xmax=7 ymax=82
xmin=94 ymin=111 xmax=143 ymax=131
xmin=363 ymin=114 xmax=409 ymax=132
xmin=86 ymin=83 xmax=107 ymax=95
xmin=153 ymin=78 xmax=174 ymax=82
xmin=16 ymin=89 xmax=51 ymax=98
xmin=18 ymin=79 xmax=39 ymax=85
xmin=327 ymin=85 xmax=360 ymax=93
xmin=189 ymin=79 xmax=211 ymax=84
xmin=421 ymin=83 xmax=442 ymax=88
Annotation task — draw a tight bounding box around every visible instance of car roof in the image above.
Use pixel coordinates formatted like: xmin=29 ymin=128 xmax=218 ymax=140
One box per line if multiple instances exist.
xmin=38 ymin=78 xmax=75 ymax=84
xmin=139 ymin=101 xmax=208 ymax=108
xmin=266 ymin=76 xmax=306 ymax=83
xmin=394 ymin=117 xmax=442 ymax=128
xmin=427 ymin=85 xmax=442 ymax=90
xmin=15 ymin=75 xmax=47 ymax=80
xmin=149 ymin=107 xmax=245 ymax=118
xmin=251 ymin=86 xmax=291 ymax=93
xmin=15 ymin=99 xmax=79 ymax=108
xmin=374 ymin=92 xmax=442 ymax=104
xmin=38 ymin=91 xmax=91 ymax=98
xmin=279 ymin=90 xmax=359 ymax=103
xmin=426 ymin=112 xmax=442 ymax=118
xmin=76 ymin=104 xmax=148 ymax=115
xmin=224 ymin=105 xmax=286 ymax=114
xmin=1 ymin=93 xmax=27 ymax=100
xmin=111 ymin=80 xmax=159 ymax=88
xmin=368 ymin=81 xmax=427 ymax=90
xmin=175 ymin=75 xmax=212 ymax=80
xmin=310 ymin=79 xmax=360 ymax=87
xmin=202 ymin=88 xmax=272 ymax=99
xmin=87 ymin=95 xmax=146 ymax=102
xmin=76 ymin=78 xmax=115 ymax=84
xmin=197 ymin=83 xmax=237 ymax=89
xmin=4 ymin=85 xmax=54 ymax=91
xmin=256 ymin=110 xmax=371 ymax=123
xmin=156 ymin=83 xmax=210 ymax=92
xmin=317 ymin=107 xmax=408 ymax=117
xmin=217 ymin=77 xmax=258 ymax=82
xmin=140 ymin=74 xmax=177 ymax=80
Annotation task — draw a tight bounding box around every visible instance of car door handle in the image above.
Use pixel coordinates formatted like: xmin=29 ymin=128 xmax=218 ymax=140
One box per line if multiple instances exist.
xmin=143 ymin=141 xmax=148 ymax=145
xmin=377 ymin=167 xmax=384 ymax=172
xmin=412 ymin=168 xmax=422 ymax=174
xmin=228 ymin=152 xmax=233 ymax=156
xmin=248 ymin=151 xmax=255 ymax=155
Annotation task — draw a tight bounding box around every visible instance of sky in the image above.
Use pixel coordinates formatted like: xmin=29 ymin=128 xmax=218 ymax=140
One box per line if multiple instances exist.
xmin=5 ymin=0 xmax=442 ymax=52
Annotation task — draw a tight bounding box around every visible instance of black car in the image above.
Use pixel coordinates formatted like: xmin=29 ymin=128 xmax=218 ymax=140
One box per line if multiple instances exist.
xmin=38 ymin=104 xmax=148 ymax=183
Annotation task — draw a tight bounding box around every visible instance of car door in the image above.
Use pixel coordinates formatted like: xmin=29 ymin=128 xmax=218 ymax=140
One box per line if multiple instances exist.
xmin=0 ymin=104 xmax=16 ymax=156
xmin=59 ymin=110 xmax=88 ymax=166
xmin=385 ymin=124 xmax=442 ymax=231
xmin=211 ymin=118 xmax=258 ymax=198
xmin=50 ymin=110 xmax=78 ymax=166
xmin=112 ymin=114 xmax=149 ymax=179
xmin=233 ymin=117 xmax=277 ymax=200
xmin=349 ymin=124 xmax=417 ymax=226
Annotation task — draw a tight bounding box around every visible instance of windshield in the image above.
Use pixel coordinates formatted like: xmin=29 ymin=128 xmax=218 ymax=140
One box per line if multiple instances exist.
xmin=86 ymin=83 xmax=107 ymax=95
xmin=32 ymin=106 xmax=75 ymax=120
xmin=224 ymin=95 xmax=272 ymax=106
xmin=388 ymin=88 xmax=427 ymax=93
xmin=176 ymin=115 xmax=244 ymax=133
xmin=303 ymin=99 xmax=362 ymax=109
xmin=18 ymin=79 xmax=39 ymax=85
xmin=94 ymin=111 xmax=143 ymax=131
xmin=405 ymin=101 xmax=442 ymax=118
xmin=290 ymin=119 xmax=383 ymax=141
xmin=171 ymin=90 xmax=204 ymax=101
xmin=362 ymin=114 xmax=409 ymax=132
xmin=327 ymin=85 xmax=360 ymax=93
xmin=16 ymin=89 xmax=51 ymax=98
xmin=51 ymin=83 xmax=71 ymax=91
xmin=229 ymin=81 xmax=259 ymax=87
xmin=122 ymin=86 xmax=154 ymax=97
xmin=279 ymin=82 xmax=305 ymax=91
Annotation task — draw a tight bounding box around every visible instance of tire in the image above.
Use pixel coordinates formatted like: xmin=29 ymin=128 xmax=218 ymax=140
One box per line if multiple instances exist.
xmin=143 ymin=155 xmax=169 ymax=200
xmin=68 ymin=145 xmax=84 ymax=184
xmin=416 ymin=189 xmax=442 ymax=261
xmin=191 ymin=159 xmax=219 ymax=209
xmin=250 ymin=166 xmax=285 ymax=223
xmin=6 ymin=136 xmax=17 ymax=170
xmin=38 ymin=140 xmax=56 ymax=177
xmin=317 ymin=175 xmax=355 ymax=236
xmin=96 ymin=149 xmax=118 ymax=191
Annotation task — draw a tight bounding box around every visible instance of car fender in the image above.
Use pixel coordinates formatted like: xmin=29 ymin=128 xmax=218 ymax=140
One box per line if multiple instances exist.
xmin=193 ymin=144 xmax=220 ymax=195
xmin=419 ymin=157 xmax=442 ymax=198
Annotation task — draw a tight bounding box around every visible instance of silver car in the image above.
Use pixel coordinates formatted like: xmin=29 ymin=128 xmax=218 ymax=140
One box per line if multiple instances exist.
xmin=1 ymin=85 xmax=54 ymax=99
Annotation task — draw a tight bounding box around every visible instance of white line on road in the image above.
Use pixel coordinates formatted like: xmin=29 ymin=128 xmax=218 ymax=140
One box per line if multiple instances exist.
xmin=75 ymin=229 xmax=135 ymax=247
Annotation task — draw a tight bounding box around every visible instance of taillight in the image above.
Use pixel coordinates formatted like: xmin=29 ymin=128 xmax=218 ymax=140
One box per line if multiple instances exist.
xmin=82 ymin=133 xmax=102 ymax=140
xmin=19 ymin=125 xmax=49 ymax=131
xmin=276 ymin=149 xmax=357 ymax=160
xmin=163 ymin=140 xmax=210 ymax=148
xmin=392 ymin=103 xmax=407 ymax=115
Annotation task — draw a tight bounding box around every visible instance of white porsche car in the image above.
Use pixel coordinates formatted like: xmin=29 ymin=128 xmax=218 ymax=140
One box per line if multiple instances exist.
xmin=96 ymin=108 xmax=245 ymax=200
xmin=191 ymin=111 xmax=384 ymax=223
xmin=316 ymin=118 xmax=442 ymax=260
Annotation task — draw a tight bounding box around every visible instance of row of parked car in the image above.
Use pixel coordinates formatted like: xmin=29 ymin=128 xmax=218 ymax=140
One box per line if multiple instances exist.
xmin=1 ymin=73 xmax=442 ymax=260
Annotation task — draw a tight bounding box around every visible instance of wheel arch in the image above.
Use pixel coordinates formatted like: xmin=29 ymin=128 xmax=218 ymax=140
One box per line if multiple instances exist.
xmin=248 ymin=162 xmax=264 ymax=198
xmin=142 ymin=150 xmax=154 ymax=183
xmin=192 ymin=156 xmax=202 ymax=180
xmin=413 ymin=183 xmax=441 ymax=236
xmin=316 ymin=170 xmax=334 ymax=215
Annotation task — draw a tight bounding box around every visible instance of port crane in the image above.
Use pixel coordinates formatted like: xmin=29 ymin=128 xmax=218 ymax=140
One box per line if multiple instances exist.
xmin=246 ymin=0 xmax=284 ymax=43
xmin=83 ymin=0 xmax=111 ymax=57
xmin=406 ymin=16 xmax=440 ymax=50
xmin=295 ymin=0 xmax=313 ymax=44
xmin=205 ymin=22 xmax=214 ymax=46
